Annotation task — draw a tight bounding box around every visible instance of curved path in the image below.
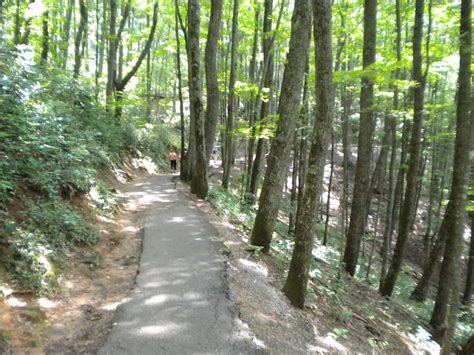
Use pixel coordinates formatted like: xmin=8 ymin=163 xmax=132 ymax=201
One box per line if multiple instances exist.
xmin=98 ymin=175 xmax=257 ymax=354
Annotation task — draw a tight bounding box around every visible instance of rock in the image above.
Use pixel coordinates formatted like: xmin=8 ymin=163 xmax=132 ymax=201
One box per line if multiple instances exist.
xmin=46 ymin=325 xmax=69 ymax=339
xmin=19 ymin=306 xmax=47 ymax=323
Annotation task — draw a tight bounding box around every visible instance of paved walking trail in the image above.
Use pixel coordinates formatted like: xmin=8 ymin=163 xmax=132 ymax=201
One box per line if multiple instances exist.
xmin=99 ymin=175 xmax=256 ymax=354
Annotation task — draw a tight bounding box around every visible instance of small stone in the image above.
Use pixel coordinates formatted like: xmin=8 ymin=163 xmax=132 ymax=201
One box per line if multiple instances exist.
xmin=46 ymin=325 xmax=69 ymax=338
xmin=19 ymin=306 xmax=47 ymax=323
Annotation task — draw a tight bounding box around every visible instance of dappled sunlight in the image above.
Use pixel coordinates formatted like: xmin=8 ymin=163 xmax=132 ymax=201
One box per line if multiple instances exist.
xmin=319 ymin=333 xmax=348 ymax=353
xmin=144 ymin=294 xmax=170 ymax=305
xmin=101 ymin=298 xmax=130 ymax=311
xmin=405 ymin=326 xmax=440 ymax=354
xmin=96 ymin=215 xmax=118 ymax=225
xmin=5 ymin=297 xmax=27 ymax=307
xmin=38 ymin=298 xmax=56 ymax=309
xmin=136 ymin=323 xmax=184 ymax=336
xmin=238 ymin=258 xmax=269 ymax=277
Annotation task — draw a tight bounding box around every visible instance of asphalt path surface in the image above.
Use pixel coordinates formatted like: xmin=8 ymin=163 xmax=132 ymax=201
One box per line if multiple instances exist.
xmin=98 ymin=175 xmax=256 ymax=354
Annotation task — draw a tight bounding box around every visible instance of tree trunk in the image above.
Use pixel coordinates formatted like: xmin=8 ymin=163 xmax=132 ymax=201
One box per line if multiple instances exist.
xmin=323 ymin=130 xmax=335 ymax=246
xmin=463 ymin=211 xmax=474 ymax=306
xmin=106 ymin=0 xmax=117 ymax=111
xmin=379 ymin=0 xmax=425 ymax=297
xmin=342 ymin=0 xmax=377 ymax=276
xmin=288 ymin=130 xmax=300 ymax=235
xmin=430 ymin=3 xmax=471 ymax=350
xmin=283 ymin=0 xmax=333 ymax=308
xmin=188 ymin=0 xmax=208 ymax=199
xmin=114 ymin=2 xmax=158 ymax=119
xmin=41 ymin=11 xmax=49 ymax=63
xmin=204 ymin=0 xmax=223 ymax=162
xmin=13 ymin=0 xmax=21 ymax=45
xmin=249 ymin=0 xmax=312 ymax=252
xmin=174 ymin=0 xmax=186 ymax=181
xmin=73 ymin=0 xmax=88 ymax=78
xmin=222 ymin=0 xmax=239 ymax=189
xmin=246 ymin=5 xmax=260 ymax=191
xmin=379 ymin=0 xmax=402 ymax=281
xmin=248 ymin=0 xmax=274 ymax=197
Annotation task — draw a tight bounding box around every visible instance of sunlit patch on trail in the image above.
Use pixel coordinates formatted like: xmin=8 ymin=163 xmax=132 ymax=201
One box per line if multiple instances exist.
xmin=38 ymin=298 xmax=56 ymax=309
xmin=136 ymin=323 xmax=183 ymax=336
xmin=6 ymin=297 xmax=27 ymax=307
xmin=238 ymin=258 xmax=268 ymax=277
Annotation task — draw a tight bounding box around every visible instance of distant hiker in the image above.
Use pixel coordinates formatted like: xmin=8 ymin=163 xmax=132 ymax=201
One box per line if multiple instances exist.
xmin=169 ymin=149 xmax=178 ymax=173
xmin=212 ymin=146 xmax=219 ymax=161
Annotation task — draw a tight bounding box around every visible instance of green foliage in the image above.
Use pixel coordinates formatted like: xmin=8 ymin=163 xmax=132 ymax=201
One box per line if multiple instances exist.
xmin=207 ymin=187 xmax=256 ymax=231
xmin=0 ymin=47 xmax=172 ymax=293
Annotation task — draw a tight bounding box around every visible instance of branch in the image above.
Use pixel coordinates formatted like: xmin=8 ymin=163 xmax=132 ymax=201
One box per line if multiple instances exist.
xmin=175 ymin=0 xmax=187 ymax=44
xmin=116 ymin=1 xmax=158 ymax=90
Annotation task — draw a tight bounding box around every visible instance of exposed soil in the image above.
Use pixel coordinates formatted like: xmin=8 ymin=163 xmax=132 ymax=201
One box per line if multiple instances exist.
xmin=0 ymin=167 xmax=154 ymax=354
xmin=1 ymin=160 xmax=441 ymax=354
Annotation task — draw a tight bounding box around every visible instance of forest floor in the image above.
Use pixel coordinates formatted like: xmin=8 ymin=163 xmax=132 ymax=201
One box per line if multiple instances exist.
xmin=0 ymin=166 xmax=441 ymax=354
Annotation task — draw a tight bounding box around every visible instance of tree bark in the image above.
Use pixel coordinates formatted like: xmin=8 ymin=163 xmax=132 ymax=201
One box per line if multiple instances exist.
xmin=430 ymin=3 xmax=471 ymax=350
xmin=204 ymin=0 xmax=223 ymax=162
xmin=114 ymin=2 xmax=158 ymax=119
xmin=283 ymin=0 xmax=333 ymax=308
xmin=323 ymin=130 xmax=335 ymax=246
xmin=248 ymin=0 xmax=274 ymax=197
xmin=188 ymin=0 xmax=208 ymax=198
xmin=222 ymin=0 xmax=240 ymax=189
xmin=73 ymin=0 xmax=88 ymax=78
xmin=41 ymin=11 xmax=49 ymax=63
xmin=249 ymin=0 xmax=312 ymax=253
xmin=174 ymin=0 xmax=187 ymax=181
xmin=463 ymin=210 xmax=474 ymax=305
xmin=380 ymin=0 xmax=425 ymax=297
xmin=342 ymin=0 xmax=377 ymax=276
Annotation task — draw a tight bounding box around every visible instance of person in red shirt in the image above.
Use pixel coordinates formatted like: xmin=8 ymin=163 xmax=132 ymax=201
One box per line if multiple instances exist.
xmin=169 ymin=150 xmax=178 ymax=173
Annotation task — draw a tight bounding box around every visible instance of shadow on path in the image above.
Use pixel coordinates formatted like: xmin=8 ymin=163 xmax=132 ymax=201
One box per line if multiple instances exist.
xmin=98 ymin=175 xmax=258 ymax=354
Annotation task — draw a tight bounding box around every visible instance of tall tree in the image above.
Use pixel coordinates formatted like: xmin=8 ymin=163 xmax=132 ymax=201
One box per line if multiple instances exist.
xmin=188 ymin=0 xmax=208 ymax=198
xmin=283 ymin=0 xmax=333 ymax=308
xmin=204 ymin=0 xmax=223 ymax=162
xmin=41 ymin=10 xmax=49 ymax=63
xmin=174 ymin=0 xmax=187 ymax=181
xmin=249 ymin=0 xmax=312 ymax=252
xmin=429 ymin=1 xmax=472 ymax=352
xmin=114 ymin=2 xmax=158 ymax=119
xmin=73 ymin=0 xmax=88 ymax=78
xmin=248 ymin=0 xmax=274 ymax=196
xmin=380 ymin=0 xmax=426 ymax=297
xmin=342 ymin=0 xmax=377 ymax=276
xmin=222 ymin=0 xmax=239 ymax=188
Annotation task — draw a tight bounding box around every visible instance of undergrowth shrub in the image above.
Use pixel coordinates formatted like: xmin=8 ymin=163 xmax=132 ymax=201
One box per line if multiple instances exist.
xmin=0 ymin=47 xmax=175 ymax=292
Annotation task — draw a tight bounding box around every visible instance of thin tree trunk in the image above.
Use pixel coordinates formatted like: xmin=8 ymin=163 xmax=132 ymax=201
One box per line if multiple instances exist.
xmin=249 ymin=0 xmax=312 ymax=253
xmin=430 ymin=3 xmax=471 ymax=348
xmin=283 ymin=0 xmax=333 ymax=308
xmin=73 ymin=0 xmax=88 ymax=78
xmin=114 ymin=2 xmax=157 ymax=119
xmin=222 ymin=0 xmax=240 ymax=188
xmin=13 ymin=0 xmax=21 ymax=45
xmin=323 ymin=130 xmax=335 ymax=246
xmin=106 ymin=0 xmax=117 ymax=111
xmin=288 ymin=130 xmax=300 ymax=235
xmin=41 ymin=11 xmax=49 ymax=63
xmin=380 ymin=0 xmax=426 ymax=297
xmin=204 ymin=0 xmax=223 ymax=162
xmin=246 ymin=5 xmax=261 ymax=192
xmin=248 ymin=0 xmax=275 ymax=197
xmin=174 ymin=0 xmax=186 ymax=181
xmin=342 ymin=0 xmax=377 ymax=276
